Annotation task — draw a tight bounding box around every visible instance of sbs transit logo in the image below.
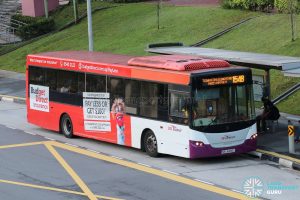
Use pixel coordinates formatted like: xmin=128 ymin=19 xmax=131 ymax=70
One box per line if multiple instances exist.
xmin=243 ymin=177 xmax=264 ymax=198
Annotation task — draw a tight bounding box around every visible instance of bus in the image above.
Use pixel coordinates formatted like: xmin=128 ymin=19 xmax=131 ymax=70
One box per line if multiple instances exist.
xmin=26 ymin=51 xmax=257 ymax=158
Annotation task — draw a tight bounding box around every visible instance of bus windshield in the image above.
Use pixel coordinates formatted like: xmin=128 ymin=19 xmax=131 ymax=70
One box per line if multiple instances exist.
xmin=192 ymin=84 xmax=255 ymax=128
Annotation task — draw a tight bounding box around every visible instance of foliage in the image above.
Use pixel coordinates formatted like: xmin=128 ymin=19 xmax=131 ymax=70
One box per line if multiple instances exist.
xmin=16 ymin=18 xmax=55 ymax=40
xmin=1 ymin=3 xmax=299 ymax=114
xmin=11 ymin=14 xmax=40 ymax=28
xmin=11 ymin=14 xmax=55 ymax=40
xmin=0 ymin=4 xmax=256 ymax=72
xmin=222 ymin=0 xmax=274 ymax=12
xmin=274 ymin=0 xmax=298 ymax=13
xmin=111 ymin=0 xmax=150 ymax=2
xmin=275 ymin=0 xmax=288 ymax=12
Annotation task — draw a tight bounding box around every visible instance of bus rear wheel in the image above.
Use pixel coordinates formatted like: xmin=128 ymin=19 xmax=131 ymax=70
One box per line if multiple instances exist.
xmin=60 ymin=114 xmax=74 ymax=138
xmin=144 ymin=130 xmax=159 ymax=157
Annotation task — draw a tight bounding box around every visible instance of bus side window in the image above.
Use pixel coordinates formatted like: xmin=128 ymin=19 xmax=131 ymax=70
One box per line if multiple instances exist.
xmin=110 ymin=77 xmax=125 ymax=100
xmin=78 ymin=73 xmax=85 ymax=94
xmin=57 ymin=70 xmax=77 ymax=94
xmin=124 ymin=79 xmax=140 ymax=115
xmin=169 ymin=91 xmax=189 ymax=124
xmin=157 ymin=84 xmax=168 ymax=121
xmin=29 ymin=67 xmax=45 ymax=86
xmin=86 ymin=74 xmax=106 ymax=92
xmin=140 ymin=81 xmax=158 ymax=119
xmin=45 ymin=69 xmax=57 ymax=91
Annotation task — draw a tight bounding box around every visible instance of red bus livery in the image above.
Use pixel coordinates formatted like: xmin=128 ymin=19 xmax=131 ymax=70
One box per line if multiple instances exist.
xmin=26 ymin=51 xmax=257 ymax=158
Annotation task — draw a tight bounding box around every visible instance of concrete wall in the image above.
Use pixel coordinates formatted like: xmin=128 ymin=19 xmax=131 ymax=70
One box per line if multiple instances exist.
xmin=22 ymin=0 xmax=59 ymax=17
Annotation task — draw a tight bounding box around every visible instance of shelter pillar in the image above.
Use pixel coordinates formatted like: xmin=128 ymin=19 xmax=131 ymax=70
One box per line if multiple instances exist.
xmin=264 ymin=69 xmax=271 ymax=99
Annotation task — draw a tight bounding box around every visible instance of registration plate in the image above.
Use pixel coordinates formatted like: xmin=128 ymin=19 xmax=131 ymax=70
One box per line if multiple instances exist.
xmin=221 ymin=149 xmax=236 ymax=154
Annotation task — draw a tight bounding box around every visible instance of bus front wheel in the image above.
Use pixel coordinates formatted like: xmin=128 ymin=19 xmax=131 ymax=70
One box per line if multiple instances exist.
xmin=144 ymin=130 xmax=159 ymax=157
xmin=60 ymin=114 xmax=74 ymax=138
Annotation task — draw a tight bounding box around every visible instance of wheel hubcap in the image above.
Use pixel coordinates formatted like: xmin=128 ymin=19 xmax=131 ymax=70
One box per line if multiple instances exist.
xmin=63 ymin=118 xmax=72 ymax=135
xmin=146 ymin=135 xmax=157 ymax=153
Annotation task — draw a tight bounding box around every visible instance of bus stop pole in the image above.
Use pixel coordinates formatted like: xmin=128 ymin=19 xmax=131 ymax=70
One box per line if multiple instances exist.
xmin=87 ymin=0 xmax=94 ymax=51
xmin=44 ymin=0 xmax=49 ymax=19
xmin=73 ymin=0 xmax=78 ymax=24
xmin=264 ymin=69 xmax=271 ymax=99
xmin=288 ymin=121 xmax=295 ymax=154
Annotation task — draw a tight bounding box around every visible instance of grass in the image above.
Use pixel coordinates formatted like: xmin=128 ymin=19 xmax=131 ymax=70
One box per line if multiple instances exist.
xmin=0 ymin=3 xmax=256 ymax=72
xmin=0 ymin=1 xmax=115 ymax=56
xmin=0 ymin=3 xmax=298 ymax=114
xmin=50 ymin=1 xmax=117 ymax=30
xmin=277 ymin=90 xmax=300 ymax=115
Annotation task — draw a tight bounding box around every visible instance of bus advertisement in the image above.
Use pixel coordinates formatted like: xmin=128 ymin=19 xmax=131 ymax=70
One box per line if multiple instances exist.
xmin=26 ymin=51 xmax=257 ymax=158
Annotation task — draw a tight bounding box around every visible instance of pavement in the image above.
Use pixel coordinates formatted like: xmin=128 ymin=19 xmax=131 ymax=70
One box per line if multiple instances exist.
xmin=249 ymin=110 xmax=300 ymax=171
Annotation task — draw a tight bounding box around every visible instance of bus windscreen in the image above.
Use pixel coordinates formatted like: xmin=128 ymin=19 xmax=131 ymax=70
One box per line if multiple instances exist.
xmin=192 ymin=84 xmax=255 ymax=127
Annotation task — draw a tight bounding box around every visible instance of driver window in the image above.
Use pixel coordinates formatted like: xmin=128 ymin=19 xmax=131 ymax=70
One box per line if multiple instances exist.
xmin=169 ymin=91 xmax=190 ymax=121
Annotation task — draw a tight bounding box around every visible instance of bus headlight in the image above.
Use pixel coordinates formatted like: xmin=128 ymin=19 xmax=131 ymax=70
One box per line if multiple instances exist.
xmin=250 ymin=133 xmax=258 ymax=140
xmin=190 ymin=140 xmax=205 ymax=147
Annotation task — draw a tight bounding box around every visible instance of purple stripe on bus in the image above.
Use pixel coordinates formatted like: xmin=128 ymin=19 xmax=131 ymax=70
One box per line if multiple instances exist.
xmin=189 ymin=139 xmax=257 ymax=159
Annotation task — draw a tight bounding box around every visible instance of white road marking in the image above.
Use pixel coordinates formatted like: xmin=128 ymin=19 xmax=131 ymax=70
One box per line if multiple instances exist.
xmin=44 ymin=137 xmax=55 ymax=141
xmin=24 ymin=131 xmax=37 ymax=136
xmin=231 ymin=189 xmax=245 ymax=194
xmin=65 ymin=143 xmax=79 ymax=148
xmin=6 ymin=125 xmax=16 ymax=130
xmin=1 ymin=97 xmax=14 ymax=102
xmin=162 ymin=170 xmax=179 ymax=175
xmin=110 ymin=156 xmax=123 ymax=160
xmin=87 ymin=149 xmax=100 ymax=154
xmin=137 ymin=163 xmax=151 ymax=168
xmin=194 ymin=179 xmax=215 ymax=185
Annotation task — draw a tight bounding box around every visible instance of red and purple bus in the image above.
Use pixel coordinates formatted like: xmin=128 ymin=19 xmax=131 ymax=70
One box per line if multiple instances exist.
xmin=26 ymin=51 xmax=257 ymax=158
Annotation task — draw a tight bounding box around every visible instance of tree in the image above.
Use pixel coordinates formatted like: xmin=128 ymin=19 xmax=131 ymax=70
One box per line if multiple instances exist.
xmin=157 ymin=0 xmax=162 ymax=30
xmin=73 ymin=0 xmax=79 ymax=24
xmin=44 ymin=0 xmax=49 ymax=18
xmin=275 ymin=0 xmax=298 ymax=41
xmin=288 ymin=0 xmax=297 ymax=41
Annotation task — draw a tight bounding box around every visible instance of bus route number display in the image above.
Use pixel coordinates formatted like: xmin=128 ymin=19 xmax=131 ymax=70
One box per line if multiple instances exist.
xmin=83 ymin=92 xmax=111 ymax=132
xmin=202 ymin=75 xmax=245 ymax=86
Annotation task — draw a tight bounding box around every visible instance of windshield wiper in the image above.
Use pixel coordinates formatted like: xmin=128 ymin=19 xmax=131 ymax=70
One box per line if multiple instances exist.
xmin=208 ymin=117 xmax=217 ymax=126
xmin=201 ymin=117 xmax=218 ymax=132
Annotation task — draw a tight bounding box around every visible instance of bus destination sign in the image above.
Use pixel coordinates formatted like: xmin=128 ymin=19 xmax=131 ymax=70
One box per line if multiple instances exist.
xmin=202 ymin=75 xmax=245 ymax=86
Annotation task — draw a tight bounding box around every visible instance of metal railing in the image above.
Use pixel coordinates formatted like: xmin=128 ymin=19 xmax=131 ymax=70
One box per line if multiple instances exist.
xmin=0 ymin=0 xmax=23 ymax=43
xmin=0 ymin=23 xmax=18 ymax=43
xmin=273 ymin=83 xmax=300 ymax=105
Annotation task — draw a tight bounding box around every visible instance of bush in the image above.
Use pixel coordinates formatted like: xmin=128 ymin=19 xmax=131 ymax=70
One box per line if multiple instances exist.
xmin=11 ymin=14 xmax=35 ymax=24
xmin=222 ymin=0 xmax=274 ymax=11
xmin=275 ymin=0 xmax=298 ymax=13
xmin=16 ymin=17 xmax=55 ymax=40
xmin=111 ymin=0 xmax=150 ymax=2
xmin=11 ymin=14 xmax=38 ymax=29
xmin=77 ymin=0 xmax=150 ymax=3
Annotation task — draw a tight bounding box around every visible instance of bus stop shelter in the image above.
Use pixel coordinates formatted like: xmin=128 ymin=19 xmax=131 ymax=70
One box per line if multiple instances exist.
xmin=146 ymin=44 xmax=300 ymax=99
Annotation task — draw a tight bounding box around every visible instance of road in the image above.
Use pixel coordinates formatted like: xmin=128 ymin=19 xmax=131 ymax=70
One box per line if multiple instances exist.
xmin=0 ymin=101 xmax=300 ymax=199
xmin=0 ymin=70 xmax=25 ymax=98
xmin=0 ymin=124 xmax=239 ymax=200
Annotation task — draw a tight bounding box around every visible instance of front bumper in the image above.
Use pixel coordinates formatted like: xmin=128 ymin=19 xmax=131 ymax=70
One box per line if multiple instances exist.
xmin=189 ymin=139 xmax=257 ymax=159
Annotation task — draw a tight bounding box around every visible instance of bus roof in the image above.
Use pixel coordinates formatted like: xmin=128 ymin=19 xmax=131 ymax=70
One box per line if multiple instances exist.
xmin=27 ymin=51 xmax=248 ymax=85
